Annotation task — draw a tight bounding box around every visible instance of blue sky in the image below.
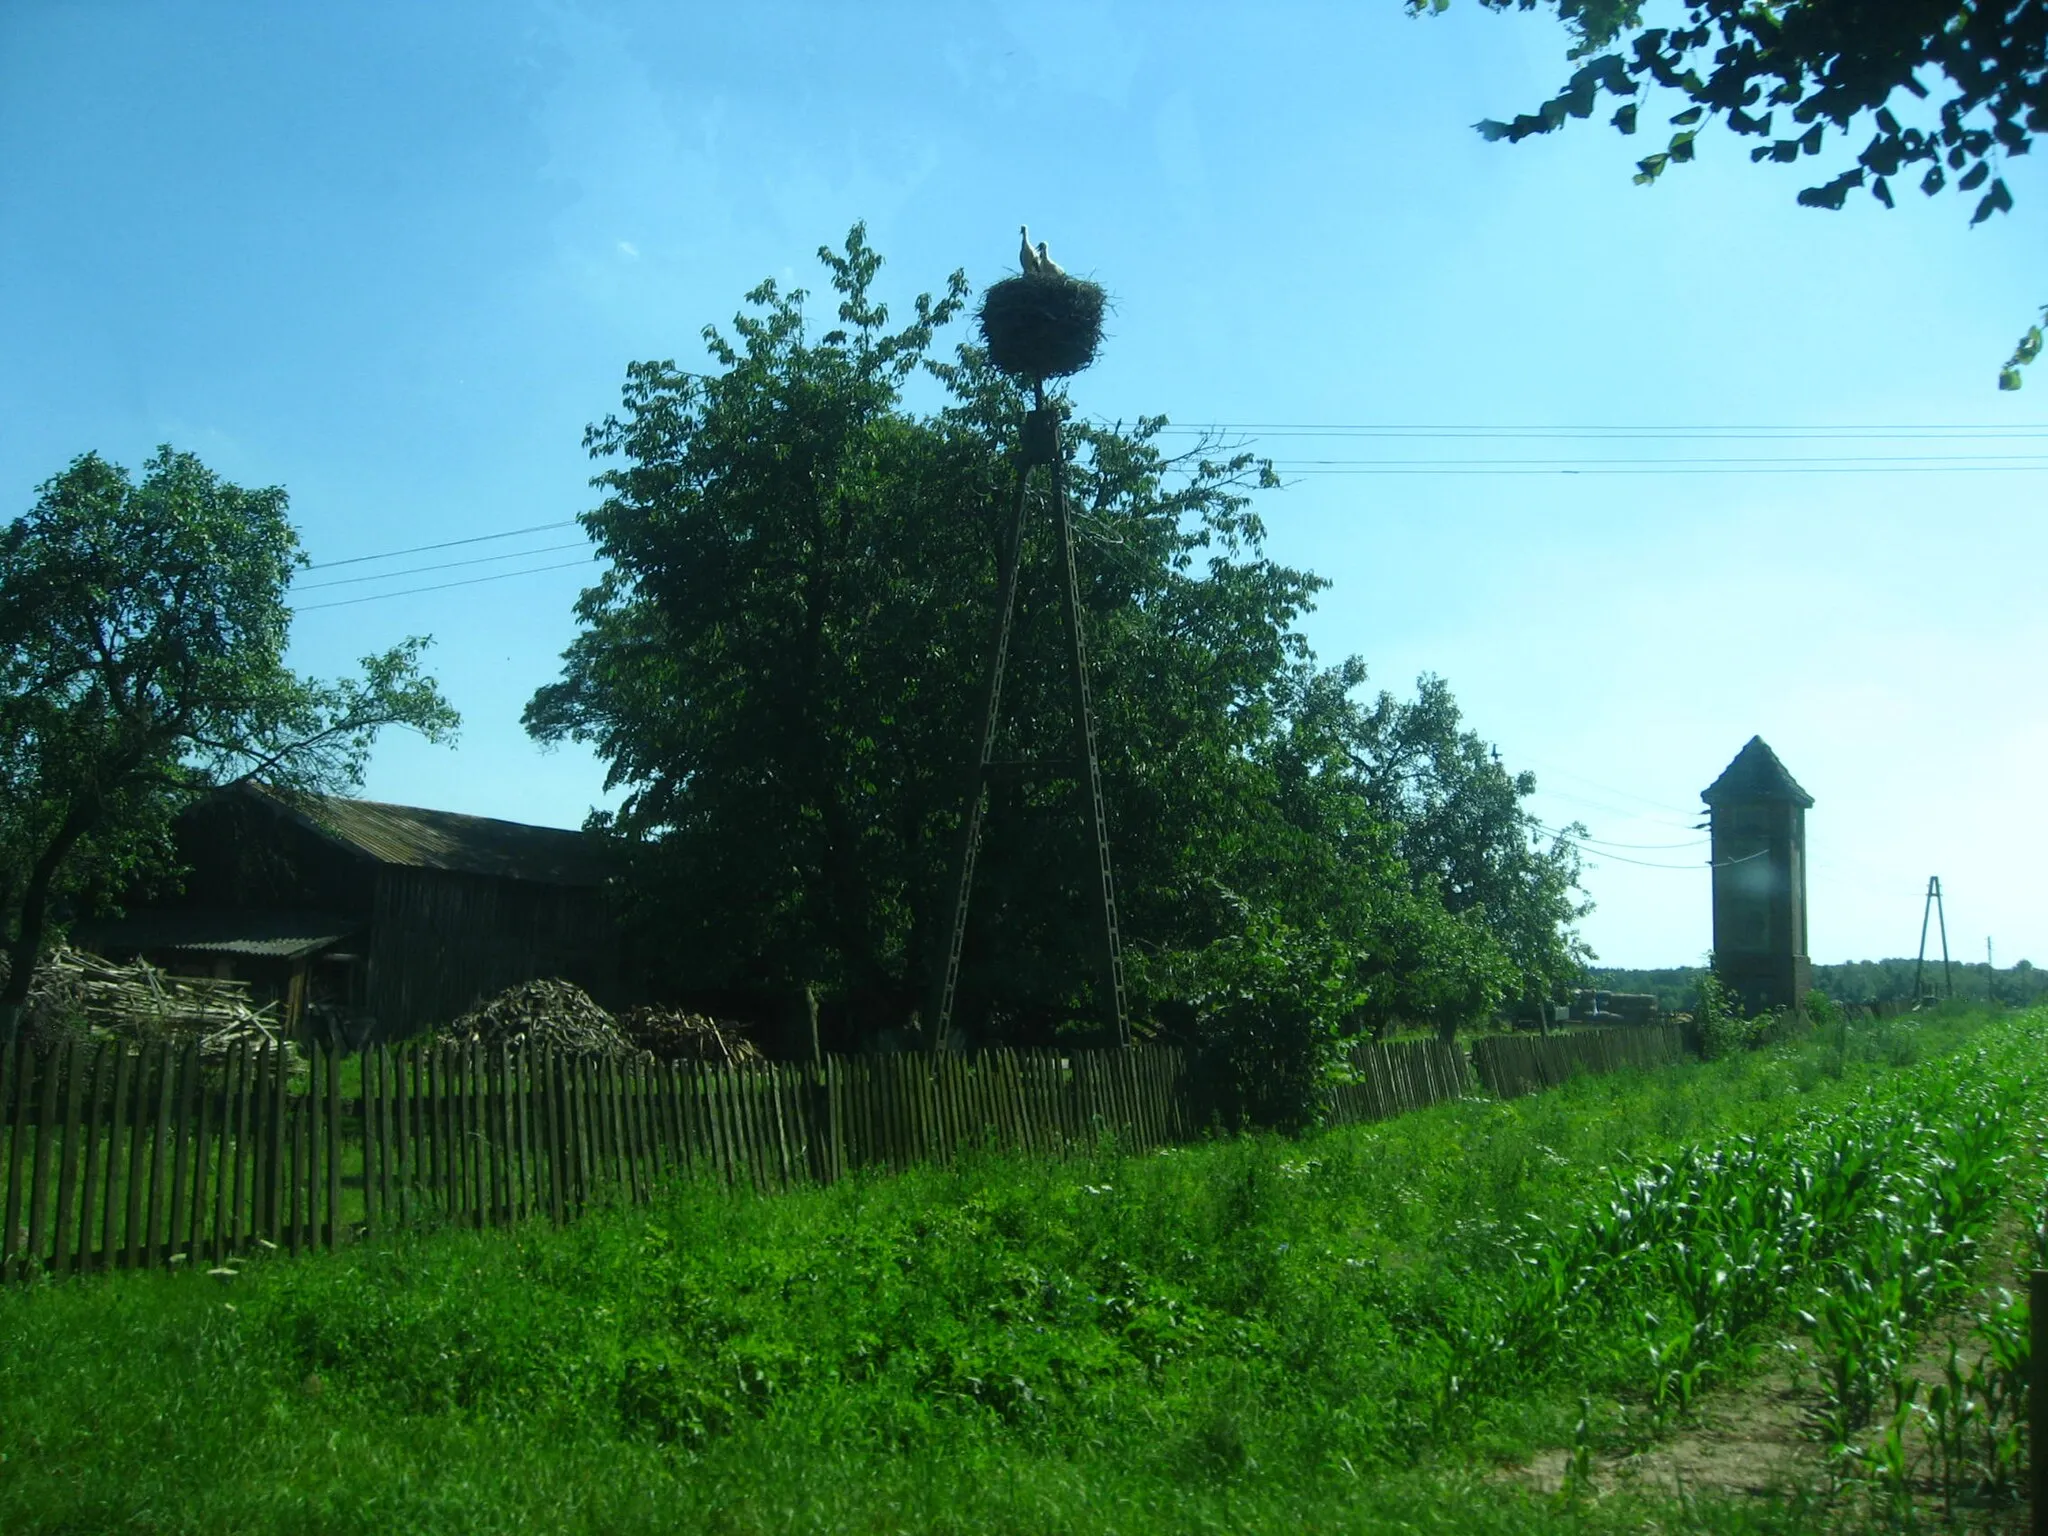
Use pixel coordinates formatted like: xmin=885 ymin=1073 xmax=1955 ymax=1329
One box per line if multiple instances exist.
xmin=3 ymin=2 xmax=2042 ymax=968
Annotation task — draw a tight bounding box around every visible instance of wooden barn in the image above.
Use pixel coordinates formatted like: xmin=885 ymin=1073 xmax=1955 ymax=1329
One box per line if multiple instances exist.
xmin=72 ymin=783 xmax=618 ymax=1042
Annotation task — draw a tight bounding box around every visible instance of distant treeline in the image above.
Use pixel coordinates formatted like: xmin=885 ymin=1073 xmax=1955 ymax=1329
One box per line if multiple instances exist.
xmin=1590 ymin=959 xmax=2047 ymax=1012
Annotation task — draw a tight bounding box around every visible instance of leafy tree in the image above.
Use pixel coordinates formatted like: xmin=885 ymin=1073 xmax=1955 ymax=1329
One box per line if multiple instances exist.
xmin=0 ymin=447 xmax=459 ymax=1043
xmin=528 ymin=227 xmax=1586 ymax=1099
xmin=1442 ymin=0 xmax=2047 ymax=384
xmin=1335 ymin=668 xmax=1591 ymax=1003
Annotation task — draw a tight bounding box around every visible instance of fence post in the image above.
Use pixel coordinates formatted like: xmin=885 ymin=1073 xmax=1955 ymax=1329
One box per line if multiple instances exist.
xmin=52 ymin=1040 xmax=87 ymax=1277
xmin=3 ymin=1042 xmax=36 ymax=1280
xmin=26 ymin=1039 xmax=64 ymax=1274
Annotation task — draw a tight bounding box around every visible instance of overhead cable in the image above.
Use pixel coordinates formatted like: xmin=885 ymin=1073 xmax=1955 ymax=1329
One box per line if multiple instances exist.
xmin=292 ymin=556 xmax=598 ymax=612
xmin=294 ymin=540 xmax=592 ymax=592
xmin=1130 ymin=421 xmax=2048 ymax=438
xmin=303 ymin=520 xmax=580 ymax=571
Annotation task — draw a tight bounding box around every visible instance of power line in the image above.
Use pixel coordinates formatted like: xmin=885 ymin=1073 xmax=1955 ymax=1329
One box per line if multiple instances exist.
xmin=1520 ymin=760 xmax=1701 ymax=818
xmin=291 ymin=556 xmax=598 ymax=612
xmin=1270 ymin=461 xmax=2048 ymax=477
xmin=294 ymin=540 xmax=591 ymax=593
xmin=1136 ymin=421 xmax=2048 ymax=437
xmin=286 ymin=421 xmax=2048 ymax=572
xmin=1537 ymin=827 xmax=1709 ymax=851
xmin=1269 ymin=452 xmax=2048 ymax=468
xmin=1572 ymin=848 xmax=1712 ymax=870
xmin=1528 ymin=785 xmax=1704 ymax=830
xmin=1562 ymin=842 xmax=1766 ymax=872
xmin=303 ymin=520 xmax=580 ymax=571
xmin=1528 ymin=818 xmax=1709 ymax=860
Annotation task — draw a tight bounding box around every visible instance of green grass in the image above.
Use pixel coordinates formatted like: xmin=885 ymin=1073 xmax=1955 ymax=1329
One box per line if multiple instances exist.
xmin=0 ymin=1006 xmax=2027 ymax=1534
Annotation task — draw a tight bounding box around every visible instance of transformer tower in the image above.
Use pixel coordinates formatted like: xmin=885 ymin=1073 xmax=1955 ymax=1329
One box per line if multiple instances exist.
xmin=1702 ymin=736 xmax=1813 ymax=1014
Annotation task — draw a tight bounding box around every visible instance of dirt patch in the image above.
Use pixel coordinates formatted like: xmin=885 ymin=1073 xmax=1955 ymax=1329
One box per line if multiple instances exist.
xmin=1510 ymin=1349 xmax=1821 ymax=1502
xmin=1501 ymin=1222 xmax=2037 ymax=1524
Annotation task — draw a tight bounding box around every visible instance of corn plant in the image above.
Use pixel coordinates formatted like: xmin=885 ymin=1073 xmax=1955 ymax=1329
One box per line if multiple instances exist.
xmin=1908 ymin=1196 xmax=2043 ymax=1518
xmin=1447 ymin=1039 xmax=2039 ymax=1451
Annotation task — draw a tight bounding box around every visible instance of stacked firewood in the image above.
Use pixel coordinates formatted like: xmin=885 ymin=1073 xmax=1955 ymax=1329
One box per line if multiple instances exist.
xmin=618 ymin=1006 xmax=762 ymax=1068
xmin=440 ymin=979 xmax=647 ymax=1061
xmin=14 ymin=945 xmax=294 ymax=1061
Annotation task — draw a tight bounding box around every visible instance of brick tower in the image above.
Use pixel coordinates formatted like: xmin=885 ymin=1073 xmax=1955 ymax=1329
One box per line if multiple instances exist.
xmin=1702 ymin=736 xmax=1813 ymax=1014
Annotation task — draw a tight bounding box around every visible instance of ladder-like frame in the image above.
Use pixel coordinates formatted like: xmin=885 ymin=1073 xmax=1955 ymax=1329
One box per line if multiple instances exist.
xmin=1914 ymin=874 xmax=1952 ymax=1002
xmin=929 ymin=384 xmax=1128 ymax=1051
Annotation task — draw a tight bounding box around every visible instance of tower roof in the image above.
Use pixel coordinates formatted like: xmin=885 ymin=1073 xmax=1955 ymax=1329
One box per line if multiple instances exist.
xmin=1702 ymin=736 xmax=1814 ymax=808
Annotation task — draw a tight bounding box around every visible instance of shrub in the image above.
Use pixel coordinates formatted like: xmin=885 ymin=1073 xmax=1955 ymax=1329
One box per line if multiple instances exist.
xmin=1179 ymin=908 xmax=1363 ymax=1133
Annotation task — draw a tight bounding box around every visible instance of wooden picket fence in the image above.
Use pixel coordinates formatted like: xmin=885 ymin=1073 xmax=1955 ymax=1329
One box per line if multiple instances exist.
xmin=1331 ymin=1037 xmax=1468 ymax=1122
xmin=1470 ymin=1023 xmax=1689 ymax=1100
xmin=0 ymin=1037 xmax=1195 ymax=1279
xmin=0 ymin=1022 xmax=1691 ymax=1282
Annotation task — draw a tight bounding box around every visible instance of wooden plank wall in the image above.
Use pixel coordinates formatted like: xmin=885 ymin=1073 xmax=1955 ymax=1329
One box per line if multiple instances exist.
xmin=1469 ymin=1024 xmax=1688 ymax=1100
xmin=1328 ymin=1038 xmax=1469 ymax=1124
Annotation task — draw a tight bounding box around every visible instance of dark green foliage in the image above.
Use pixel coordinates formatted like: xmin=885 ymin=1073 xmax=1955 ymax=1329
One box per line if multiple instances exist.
xmin=977 ymin=272 xmax=1107 ymax=380
xmin=1172 ymin=906 xmax=1362 ymax=1131
xmin=1595 ymin=959 xmax=2048 ymax=1010
xmin=526 ymin=227 xmax=1581 ymax=1082
xmin=0 ymin=449 xmax=458 ymax=1040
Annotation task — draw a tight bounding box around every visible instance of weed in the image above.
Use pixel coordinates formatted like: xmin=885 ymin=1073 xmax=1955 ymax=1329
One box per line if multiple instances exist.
xmin=0 ymin=1005 xmax=2029 ymax=1534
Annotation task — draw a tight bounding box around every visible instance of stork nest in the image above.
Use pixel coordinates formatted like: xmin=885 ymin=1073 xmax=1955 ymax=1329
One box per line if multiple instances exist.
xmin=979 ymin=272 xmax=1106 ymax=380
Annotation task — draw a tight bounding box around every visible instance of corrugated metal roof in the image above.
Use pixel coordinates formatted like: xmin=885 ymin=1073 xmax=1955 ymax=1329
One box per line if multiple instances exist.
xmin=71 ymin=909 xmax=362 ymax=961
xmin=256 ymin=786 xmax=613 ymax=887
xmin=1702 ymin=736 xmax=1814 ymax=808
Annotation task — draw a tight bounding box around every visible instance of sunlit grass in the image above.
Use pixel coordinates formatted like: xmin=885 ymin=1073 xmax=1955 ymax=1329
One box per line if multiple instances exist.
xmin=0 ymin=1006 xmax=2024 ymax=1534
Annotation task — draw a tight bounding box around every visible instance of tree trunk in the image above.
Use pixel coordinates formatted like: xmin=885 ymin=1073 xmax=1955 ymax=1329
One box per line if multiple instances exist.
xmin=0 ymin=801 xmax=97 ymax=1048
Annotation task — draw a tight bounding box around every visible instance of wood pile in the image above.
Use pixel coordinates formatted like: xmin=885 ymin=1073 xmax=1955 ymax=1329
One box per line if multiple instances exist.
xmin=17 ymin=945 xmax=295 ymax=1061
xmin=440 ymin=979 xmax=646 ymax=1061
xmin=619 ymin=1006 xmax=762 ymax=1068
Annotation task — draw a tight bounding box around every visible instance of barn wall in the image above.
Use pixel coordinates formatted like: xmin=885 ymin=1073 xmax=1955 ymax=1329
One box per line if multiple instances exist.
xmin=365 ymin=869 xmax=618 ymax=1037
xmin=174 ymin=793 xmax=377 ymax=915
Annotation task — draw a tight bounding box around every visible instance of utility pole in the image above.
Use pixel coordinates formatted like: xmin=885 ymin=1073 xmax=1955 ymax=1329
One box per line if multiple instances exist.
xmin=1913 ymin=876 xmax=1953 ymax=1003
xmin=1987 ymin=936 xmax=1995 ymax=1004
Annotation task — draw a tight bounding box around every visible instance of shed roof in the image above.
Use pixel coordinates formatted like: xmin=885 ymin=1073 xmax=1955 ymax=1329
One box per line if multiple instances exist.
xmin=251 ymin=786 xmax=613 ymax=887
xmin=1702 ymin=736 xmax=1814 ymax=808
xmin=71 ymin=909 xmax=362 ymax=961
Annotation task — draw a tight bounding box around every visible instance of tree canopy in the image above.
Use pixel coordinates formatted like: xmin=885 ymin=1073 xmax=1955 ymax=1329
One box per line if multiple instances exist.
xmin=1444 ymin=0 xmax=2046 ymax=384
xmin=0 ymin=447 xmax=459 ymax=1040
xmin=529 ymin=228 xmax=1588 ymax=1114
